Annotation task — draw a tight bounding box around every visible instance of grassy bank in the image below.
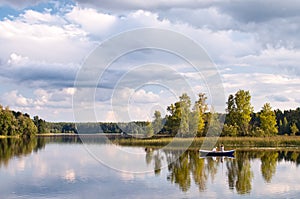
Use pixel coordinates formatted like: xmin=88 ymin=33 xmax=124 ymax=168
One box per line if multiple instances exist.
xmin=114 ymin=136 xmax=300 ymax=149
xmin=3 ymin=134 xmax=300 ymax=149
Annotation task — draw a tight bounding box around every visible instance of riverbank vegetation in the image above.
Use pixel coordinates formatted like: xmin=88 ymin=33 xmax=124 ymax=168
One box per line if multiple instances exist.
xmin=114 ymin=136 xmax=300 ymax=149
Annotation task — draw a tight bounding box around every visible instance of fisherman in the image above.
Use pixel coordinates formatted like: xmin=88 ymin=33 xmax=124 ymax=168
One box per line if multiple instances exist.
xmin=220 ymin=144 xmax=224 ymax=152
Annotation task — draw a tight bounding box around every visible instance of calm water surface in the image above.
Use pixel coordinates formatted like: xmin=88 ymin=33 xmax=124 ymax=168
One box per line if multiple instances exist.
xmin=0 ymin=137 xmax=300 ymax=199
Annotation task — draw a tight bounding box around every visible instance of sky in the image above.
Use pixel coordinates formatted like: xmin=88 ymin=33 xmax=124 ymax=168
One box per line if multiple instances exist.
xmin=0 ymin=0 xmax=300 ymax=122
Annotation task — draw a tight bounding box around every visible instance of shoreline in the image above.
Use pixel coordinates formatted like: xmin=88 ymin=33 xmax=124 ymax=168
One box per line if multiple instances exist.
xmin=2 ymin=134 xmax=300 ymax=148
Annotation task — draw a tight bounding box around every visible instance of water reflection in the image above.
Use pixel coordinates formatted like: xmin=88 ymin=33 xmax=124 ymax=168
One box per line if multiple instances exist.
xmin=0 ymin=138 xmax=46 ymax=167
xmin=145 ymin=148 xmax=300 ymax=194
xmin=0 ymin=136 xmax=83 ymax=168
xmin=1 ymin=138 xmax=300 ymax=197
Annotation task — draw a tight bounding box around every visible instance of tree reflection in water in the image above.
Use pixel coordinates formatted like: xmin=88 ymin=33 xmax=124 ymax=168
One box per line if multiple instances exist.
xmin=0 ymin=138 xmax=46 ymax=167
xmin=145 ymin=148 xmax=300 ymax=195
xmin=227 ymin=151 xmax=253 ymax=194
xmin=260 ymin=151 xmax=278 ymax=183
xmin=167 ymin=150 xmax=191 ymax=192
xmin=0 ymin=136 xmax=81 ymax=168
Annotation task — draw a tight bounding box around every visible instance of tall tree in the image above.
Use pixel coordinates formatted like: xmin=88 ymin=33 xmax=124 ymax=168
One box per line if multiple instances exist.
xmin=152 ymin=111 xmax=163 ymax=134
xmin=178 ymin=93 xmax=191 ymax=136
xmin=282 ymin=117 xmax=289 ymax=135
xmin=234 ymin=90 xmax=253 ymax=136
xmin=206 ymin=111 xmax=222 ymax=137
xmin=290 ymin=123 xmax=299 ymax=136
xmin=33 ymin=116 xmax=47 ymax=134
xmin=166 ymin=102 xmax=181 ymax=135
xmin=146 ymin=122 xmax=154 ymax=137
xmin=224 ymin=90 xmax=253 ymax=136
xmin=194 ymin=93 xmax=207 ymax=136
xmin=259 ymin=103 xmax=278 ymax=136
xmin=225 ymin=94 xmax=236 ymax=126
xmin=189 ymin=108 xmax=199 ymax=137
xmin=165 ymin=93 xmax=192 ymax=136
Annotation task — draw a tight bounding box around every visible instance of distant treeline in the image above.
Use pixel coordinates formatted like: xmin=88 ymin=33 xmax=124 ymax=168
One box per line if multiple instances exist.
xmin=0 ymin=90 xmax=299 ymax=137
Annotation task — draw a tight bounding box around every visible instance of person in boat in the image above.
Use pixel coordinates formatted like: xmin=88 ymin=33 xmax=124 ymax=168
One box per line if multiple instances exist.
xmin=212 ymin=147 xmax=217 ymax=152
xmin=220 ymin=144 xmax=224 ymax=152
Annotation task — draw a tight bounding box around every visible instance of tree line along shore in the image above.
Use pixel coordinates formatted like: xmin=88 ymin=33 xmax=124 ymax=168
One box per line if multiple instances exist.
xmin=0 ymin=89 xmax=299 ymax=138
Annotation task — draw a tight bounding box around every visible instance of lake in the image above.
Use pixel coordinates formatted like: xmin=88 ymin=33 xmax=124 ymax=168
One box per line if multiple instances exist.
xmin=0 ymin=137 xmax=300 ymax=199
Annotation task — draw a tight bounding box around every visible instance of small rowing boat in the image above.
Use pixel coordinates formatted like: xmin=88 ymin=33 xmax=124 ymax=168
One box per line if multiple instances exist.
xmin=199 ymin=149 xmax=235 ymax=157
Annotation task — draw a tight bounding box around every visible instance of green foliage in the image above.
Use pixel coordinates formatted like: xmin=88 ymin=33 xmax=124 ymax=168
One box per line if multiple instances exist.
xmin=166 ymin=103 xmax=181 ymax=135
xmin=234 ymin=90 xmax=253 ymax=136
xmin=224 ymin=90 xmax=253 ymax=136
xmin=152 ymin=111 xmax=163 ymax=134
xmin=206 ymin=112 xmax=222 ymax=137
xmin=194 ymin=93 xmax=207 ymax=136
xmin=33 ymin=116 xmax=48 ymax=134
xmin=146 ymin=122 xmax=154 ymax=137
xmin=222 ymin=124 xmax=238 ymax=137
xmin=163 ymin=93 xmax=208 ymax=137
xmin=225 ymin=94 xmax=236 ymax=126
xmin=290 ymin=123 xmax=299 ymax=136
xmin=178 ymin=93 xmax=191 ymax=136
xmin=275 ymin=108 xmax=300 ymax=135
xmin=259 ymin=103 xmax=278 ymax=136
xmin=0 ymin=107 xmax=17 ymax=136
xmin=165 ymin=94 xmax=191 ymax=136
xmin=17 ymin=114 xmax=38 ymax=137
xmin=189 ymin=109 xmax=199 ymax=137
xmin=0 ymin=105 xmax=37 ymax=137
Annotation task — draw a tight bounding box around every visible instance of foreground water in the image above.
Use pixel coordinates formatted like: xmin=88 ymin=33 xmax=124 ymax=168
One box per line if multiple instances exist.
xmin=0 ymin=137 xmax=300 ymax=199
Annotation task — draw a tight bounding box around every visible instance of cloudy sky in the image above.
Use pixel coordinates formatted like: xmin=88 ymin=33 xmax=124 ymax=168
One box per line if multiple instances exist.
xmin=0 ymin=0 xmax=299 ymax=122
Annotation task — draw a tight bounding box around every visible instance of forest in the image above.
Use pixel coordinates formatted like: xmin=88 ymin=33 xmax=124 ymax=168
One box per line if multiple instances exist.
xmin=0 ymin=90 xmax=299 ymax=137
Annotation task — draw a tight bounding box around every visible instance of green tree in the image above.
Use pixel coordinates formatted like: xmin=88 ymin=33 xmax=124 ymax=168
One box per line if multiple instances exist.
xmin=152 ymin=111 xmax=163 ymax=134
xmin=190 ymin=93 xmax=208 ymax=137
xmin=166 ymin=102 xmax=181 ymax=135
xmin=189 ymin=108 xmax=199 ymax=137
xmin=282 ymin=117 xmax=289 ymax=135
xmin=146 ymin=122 xmax=154 ymax=137
xmin=178 ymin=93 xmax=191 ymax=136
xmin=224 ymin=90 xmax=253 ymax=136
xmin=1 ymin=107 xmax=17 ymax=136
xmin=290 ymin=123 xmax=299 ymax=136
xmin=222 ymin=123 xmax=238 ymax=137
xmin=235 ymin=90 xmax=253 ymax=136
xmin=206 ymin=111 xmax=222 ymax=137
xmin=278 ymin=119 xmax=283 ymax=135
xmin=165 ymin=93 xmax=192 ymax=136
xmin=33 ymin=116 xmax=47 ymax=134
xmin=259 ymin=103 xmax=278 ymax=136
xmin=225 ymin=94 xmax=236 ymax=126
xmin=194 ymin=93 xmax=207 ymax=136
xmin=17 ymin=114 xmax=38 ymax=137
